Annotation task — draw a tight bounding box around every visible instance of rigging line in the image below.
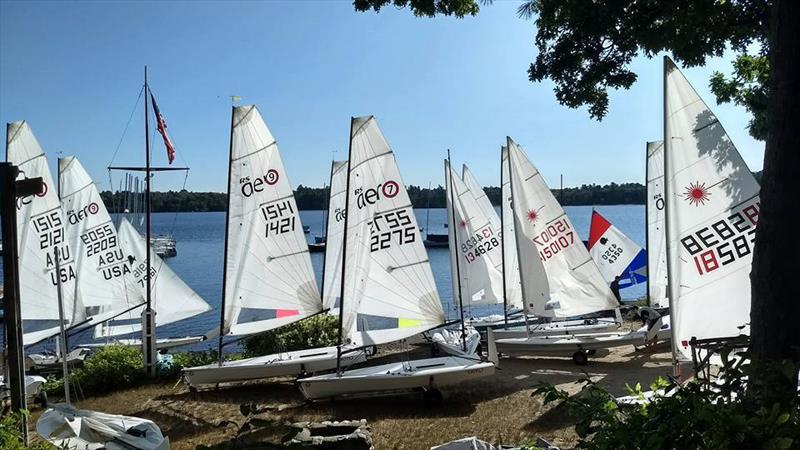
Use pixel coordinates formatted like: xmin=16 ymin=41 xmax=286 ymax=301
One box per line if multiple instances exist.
xmin=108 ymin=84 xmax=145 ymax=168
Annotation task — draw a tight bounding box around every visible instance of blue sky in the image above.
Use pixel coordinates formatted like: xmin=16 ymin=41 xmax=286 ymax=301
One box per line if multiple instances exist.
xmin=0 ymin=1 xmax=763 ymax=193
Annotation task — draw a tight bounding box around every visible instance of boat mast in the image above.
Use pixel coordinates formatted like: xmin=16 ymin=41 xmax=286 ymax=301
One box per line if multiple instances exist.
xmin=499 ymin=147 xmax=509 ymax=328
xmin=55 ymin=157 xmax=71 ymax=404
xmin=336 ymin=117 xmax=355 ymax=375
xmin=446 ymin=150 xmax=467 ymax=352
xmin=662 ymin=56 xmax=680 ymax=379
xmin=142 ymin=66 xmax=157 ymax=378
xmin=644 ymin=142 xmax=652 ymax=307
xmin=506 ymin=137 xmax=531 ymax=338
xmin=319 ymin=160 xmax=335 ymax=299
xmin=217 ymin=105 xmax=236 ymax=366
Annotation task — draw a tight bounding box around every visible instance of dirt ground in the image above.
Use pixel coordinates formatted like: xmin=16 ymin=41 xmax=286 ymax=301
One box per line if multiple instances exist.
xmin=28 ymin=336 xmax=674 ymax=449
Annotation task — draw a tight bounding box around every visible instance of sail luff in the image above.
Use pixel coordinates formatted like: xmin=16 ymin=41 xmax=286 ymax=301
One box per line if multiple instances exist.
xmin=646 ymin=140 xmax=669 ymax=308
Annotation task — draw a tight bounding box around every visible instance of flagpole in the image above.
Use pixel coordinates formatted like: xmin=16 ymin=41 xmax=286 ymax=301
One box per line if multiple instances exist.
xmin=143 ymin=65 xmax=157 ymax=378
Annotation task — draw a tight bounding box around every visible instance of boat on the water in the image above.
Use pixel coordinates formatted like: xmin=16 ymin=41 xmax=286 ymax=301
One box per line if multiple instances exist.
xmin=150 ymin=234 xmax=177 ymax=257
xmin=308 ymin=236 xmax=326 ymax=253
xmin=423 ymin=232 xmax=449 ymax=248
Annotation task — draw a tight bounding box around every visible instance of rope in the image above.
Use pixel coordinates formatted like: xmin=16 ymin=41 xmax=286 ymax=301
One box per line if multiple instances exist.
xmin=107 ymin=84 xmax=145 ymax=170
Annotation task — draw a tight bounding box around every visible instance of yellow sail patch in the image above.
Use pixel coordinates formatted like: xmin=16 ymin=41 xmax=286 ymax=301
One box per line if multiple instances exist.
xmin=398 ymin=318 xmax=421 ymax=328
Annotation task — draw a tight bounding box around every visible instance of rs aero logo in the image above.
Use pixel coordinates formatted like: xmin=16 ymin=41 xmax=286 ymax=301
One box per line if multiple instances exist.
xmin=355 ymin=180 xmax=399 ymax=209
xmin=240 ymin=169 xmax=279 ymax=197
xmin=15 ymin=181 xmax=48 ymax=210
xmin=67 ymin=202 xmax=100 ymax=224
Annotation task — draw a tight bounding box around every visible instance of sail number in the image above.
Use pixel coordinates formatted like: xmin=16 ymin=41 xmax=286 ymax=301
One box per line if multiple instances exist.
xmin=462 ymin=226 xmax=500 ymax=264
xmin=681 ymin=201 xmax=759 ymax=276
xmin=33 ymin=210 xmax=65 ymax=250
xmin=261 ymin=199 xmax=296 ymax=237
xmin=532 ymin=218 xmax=576 ymax=262
xmin=81 ymin=224 xmax=118 ymax=258
xmin=368 ymin=208 xmax=415 ymax=252
xmin=601 ymin=244 xmax=624 ymax=264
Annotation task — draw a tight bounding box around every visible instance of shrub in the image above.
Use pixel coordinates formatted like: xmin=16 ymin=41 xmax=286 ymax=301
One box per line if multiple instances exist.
xmin=44 ymin=344 xmax=145 ymax=397
xmin=161 ymin=350 xmax=221 ymax=377
xmin=243 ymin=314 xmax=339 ymax=358
xmin=533 ymin=351 xmax=800 ymax=450
xmin=0 ymin=411 xmax=55 ymax=449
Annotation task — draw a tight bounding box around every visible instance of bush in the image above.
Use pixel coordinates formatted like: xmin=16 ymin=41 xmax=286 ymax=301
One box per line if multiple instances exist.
xmin=45 ymin=344 xmax=145 ymax=397
xmin=0 ymin=411 xmax=55 ymax=449
xmin=533 ymin=351 xmax=800 ymax=450
xmin=161 ymin=350 xmax=221 ymax=377
xmin=242 ymin=314 xmax=339 ymax=358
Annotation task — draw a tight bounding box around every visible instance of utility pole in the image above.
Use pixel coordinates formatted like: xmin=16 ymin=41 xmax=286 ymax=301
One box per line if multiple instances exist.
xmin=1 ymin=161 xmax=44 ymax=442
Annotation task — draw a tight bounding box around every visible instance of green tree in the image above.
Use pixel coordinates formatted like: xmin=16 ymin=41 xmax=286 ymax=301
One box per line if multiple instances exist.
xmin=353 ymin=0 xmax=800 ymax=399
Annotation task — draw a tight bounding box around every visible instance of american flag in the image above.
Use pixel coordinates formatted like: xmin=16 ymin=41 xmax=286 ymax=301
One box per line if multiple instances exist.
xmin=150 ymin=92 xmax=175 ymax=164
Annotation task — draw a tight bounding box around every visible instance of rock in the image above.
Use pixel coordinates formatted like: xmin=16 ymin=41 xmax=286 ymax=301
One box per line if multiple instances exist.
xmin=284 ymin=419 xmax=373 ymax=449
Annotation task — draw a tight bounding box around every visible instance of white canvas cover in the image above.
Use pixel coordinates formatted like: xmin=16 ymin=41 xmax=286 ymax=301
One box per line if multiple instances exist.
xmin=500 ymin=146 xmax=523 ymax=310
xmin=95 ymin=218 xmax=211 ymax=337
xmin=663 ymin=57 xmax=759 ymax=361
xmin=646 ymin=140 xmax=669 ymax=308
xmin=6 ymin=121 xmax=77 ymax=345
xmin=507 ymin=137 xmax=618 ymax=318
xmin=588 ymin=209 xmax=647 ymax=286
xmin=445 ymin=160 xmax=504 ymax=306
xmin=223 ymin=105 xmax=321 ymax=336
xmin=59 ymin=156 xmax=144 ymax=328
xmin=321 ymin=160 xmax=348 ymax=311
xmin=341 ymin=116 xmax=444 ymax=346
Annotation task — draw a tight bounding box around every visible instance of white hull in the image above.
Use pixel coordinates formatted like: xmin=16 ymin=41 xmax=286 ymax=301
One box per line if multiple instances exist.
xmin=80 ymin=335 xmax=206 ymax=351
xmin=492 ymin=318 xmax=620 ymax=339
xmin=0 ymin=375 xmax=47 ymax=402
xmin=432 ymin=327 xmax=482 ymax=356
xmin=495 ymin=331 xmax=648 ymax=356
xmin=37 ymin=403 xmax=169 ymax=450
xmin=298 ymin=356 xmax=494 ymax=400
xmin=182 ymin=346 xmax=367 ymax=387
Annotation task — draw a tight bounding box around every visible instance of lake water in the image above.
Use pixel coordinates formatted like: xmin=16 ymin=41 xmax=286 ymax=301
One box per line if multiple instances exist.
xmin=15 ymin=205 xmax=647 ymax=352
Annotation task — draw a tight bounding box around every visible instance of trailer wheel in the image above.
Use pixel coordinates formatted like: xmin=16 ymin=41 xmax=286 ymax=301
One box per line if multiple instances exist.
xmin=572 ymin=351 xmax=588 ymax=366
xmin=587 ymin=349 xmax=597 ymax=356
xmin=188 ymin=385 xmax=198 ymax=394
xmin=423 ymin=388 xmax=443 ymax=406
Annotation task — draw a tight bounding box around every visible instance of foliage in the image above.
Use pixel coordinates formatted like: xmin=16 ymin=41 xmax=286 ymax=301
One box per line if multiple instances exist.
xmin=0 ymin=411 xmax=55 ymax=449
xmin=353 ymin=0 xmax=482 ymax=18
xmin=532 ymin=351 xmax=800 ymax=450
xmin=709 ymin=52 xmax=769 ymax=140
xmin=44 ymin=344 xmax=144 ymax=397
xmin=243 ymin=314 xmax=339 ymax=358
xmin=160 ymin=350 xmax=222 ymax=378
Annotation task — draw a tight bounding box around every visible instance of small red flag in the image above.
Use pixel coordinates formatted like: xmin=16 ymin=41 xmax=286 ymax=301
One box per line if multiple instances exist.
xmin=150 ymin=93 xmax=175 ymax=164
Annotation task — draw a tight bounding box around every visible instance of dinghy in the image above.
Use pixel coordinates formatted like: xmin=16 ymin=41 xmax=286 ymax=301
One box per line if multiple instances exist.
xmin=298 ymin=116 xmax=494 ymax=401
xmin=0 ymin=375 xmax=48 ymax=405
xmin=491 ymin=316 xmax=620 ymax=340
xmin=90 ymin=217 xmax=211 ymax=348
xmin=183 ymin=106 xmax=364 ymax=389
xmin=79 ymin=335 xmax=206 ymax=351
xmin=37 ymin=403 xmax=169 ymax=450
xmin=432 ymin=327 xmax=482 ymax=356
xmin=645 ymin=140 xmax=669 ymax=309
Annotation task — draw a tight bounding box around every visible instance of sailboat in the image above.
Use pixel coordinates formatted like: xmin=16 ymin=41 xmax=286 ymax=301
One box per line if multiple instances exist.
xmin=492 ymin=137 xmax=662 ymax=364
xmin=645 ymin=140 xmax=669 ymax=309
xmin=298 ymin=116 xmax=494 ymax=401
xmin=432 ymin=159 xmax=501 ymax=356
xmin=320 ymin=160 xmax=348 ymax=314
xmin=587 ymin=209 xmax=647 ymax=288
xmin=83 ymin=217 xmax=212 ymax=350
xmin=662 ymin=56 xmax=758 ymax=364
xmin=182 ymin=106 xmax=366 ymax=389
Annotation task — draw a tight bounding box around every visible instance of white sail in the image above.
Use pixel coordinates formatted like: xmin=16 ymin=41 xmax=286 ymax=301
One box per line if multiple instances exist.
xmin=59 ymin=157 xmax=144 ymax=327
xmin=646 ymin=140 xmax=669 ymax=308
xmin=462 ymin=165 xmax=497 ymax=227
xmin=500 ymin=146 xmax=524 ymax=308
xmin=445 ymin=160 xmax=504 ymax=306
xmin=507 ymin=137 xmax=618 ymax=318
xmin=341 ymin=116 xmax=444 ymax=346
xmin=321 ymin=160 xmax=348 ymax=311
xmin=6 ymin=121 xmax=77 ymax=345
xmin=500 ymin=147 xmax=523 ymax=310
xmin=223 ymin=105 xmax=321 ymax=337
xmin=588 ymin=210 xmax=647 ymax=286
xmin=95 ymin=218 xmax=211 ymax=337
xmin=664 ymin=57 xmax=758 ymax=361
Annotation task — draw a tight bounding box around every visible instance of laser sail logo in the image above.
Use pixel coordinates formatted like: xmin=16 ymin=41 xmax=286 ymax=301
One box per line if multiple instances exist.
xmin=683 ymin=181 xmax=711 ymax=207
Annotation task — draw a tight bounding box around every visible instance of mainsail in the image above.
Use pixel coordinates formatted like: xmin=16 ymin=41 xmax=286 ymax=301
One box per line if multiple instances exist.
xmin=321 ymin=160 xmax=348 ymax=311
xmin=445 ymin=160 xmax=504 ymax=306
xmin=663 ymin=57 xmax=759 ymax=361
xmin=341 ymin=116 xmax=444 ymax=346
xmin=6 ymin=121 xmax=77 ymax=345
xmin=588 ymin=210 xmax=647 ymax=287
xmin=223 ymin=105 xmax=321 ymax=337
xmin=59 ymin=156 xmax=144 ymax=328
xmin=646 ymin=140 xmax=669 ymax=308
xmin=462 ymin=165 xmax=497 ymax=227
xmin=500 ymin=146 xmax=523 ymax=310
xmin=95 ymin=218 xmax=211 ymax=337
xmin=507 ymin=137 xmax=617 ymax=318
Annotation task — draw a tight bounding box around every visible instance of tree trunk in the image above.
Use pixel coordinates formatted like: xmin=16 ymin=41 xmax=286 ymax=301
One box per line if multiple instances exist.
xmin=749 ymin=0 xmax=800 ymax=399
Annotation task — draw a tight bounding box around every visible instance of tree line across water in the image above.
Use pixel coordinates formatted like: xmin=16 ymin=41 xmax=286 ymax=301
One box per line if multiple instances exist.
xmin=99 ymin=172 xmax=762 ymax=213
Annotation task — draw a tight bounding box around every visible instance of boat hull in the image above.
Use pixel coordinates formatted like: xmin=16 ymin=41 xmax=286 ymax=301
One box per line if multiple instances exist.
xmin=182 ymin=346 xmax=366 ymax=387
xmin=495 ymin=331 xmax=646 ymax=356
xmin=492 ymin=318 xmax=620 ymax=339
xmin=298 ymin=356 xmax=494 ymax=400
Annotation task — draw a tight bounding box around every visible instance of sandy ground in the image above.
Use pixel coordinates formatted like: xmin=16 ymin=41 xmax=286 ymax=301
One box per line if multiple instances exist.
xmin=28 ymin=335 xmax=674 ymax=449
